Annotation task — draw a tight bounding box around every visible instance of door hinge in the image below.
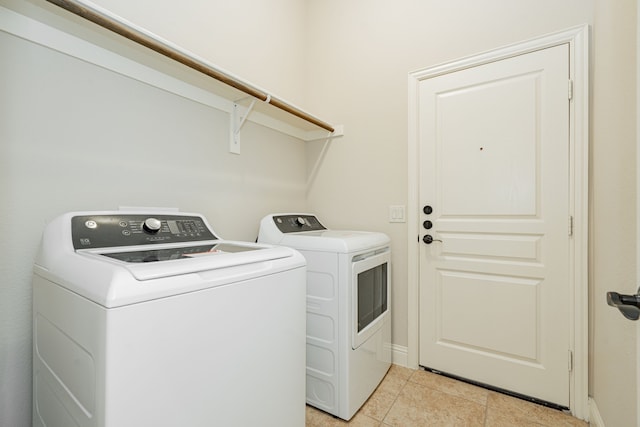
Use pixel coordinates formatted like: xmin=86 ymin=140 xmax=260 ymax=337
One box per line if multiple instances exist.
xmin=568 ymin=215 xmax=574 ymax=237
xmin=568 ymin=350 xmax=574 ymax=372
xmin=568 ymin=80 xmax=574 ymax=100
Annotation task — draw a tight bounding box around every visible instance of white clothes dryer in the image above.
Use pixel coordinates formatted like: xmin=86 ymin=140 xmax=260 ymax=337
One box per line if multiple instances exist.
xmin=258 ymin=214 xmax=392 ymax=421
xmin=32 ymin=209 xmax=306 ymax=427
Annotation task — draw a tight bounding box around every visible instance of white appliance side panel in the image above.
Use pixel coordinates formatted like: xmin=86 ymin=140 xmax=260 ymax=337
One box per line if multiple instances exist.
xmin=103 ymin=266 xmax=306 ymax=427
xmin=301 ymin=250 xmax=341 ymax=414
xmin=33 ymin=275 xmax=108 ymax=427
xmin=303 ymin=248 xmax=391 ymax=421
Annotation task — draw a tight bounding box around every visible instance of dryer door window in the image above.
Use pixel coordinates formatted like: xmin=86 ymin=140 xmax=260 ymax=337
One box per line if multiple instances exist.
xmin=357 ymin=263 xmax=387 ymax=332
xmin=352 ymin=250 xmax=390 ymax=349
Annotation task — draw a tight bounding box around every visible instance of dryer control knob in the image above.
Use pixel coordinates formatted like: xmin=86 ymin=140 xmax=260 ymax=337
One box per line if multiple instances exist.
xmin=143 ymin=217 xmax=162 ymax=233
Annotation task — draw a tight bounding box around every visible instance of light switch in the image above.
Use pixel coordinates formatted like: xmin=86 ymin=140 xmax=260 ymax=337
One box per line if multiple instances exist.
xmin=389 ymin=205 xmax=406 ymax=223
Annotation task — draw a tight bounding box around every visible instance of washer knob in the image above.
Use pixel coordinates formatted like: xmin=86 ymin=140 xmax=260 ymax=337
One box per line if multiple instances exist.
xmin=143 ymin=217 xmax=162 ymax=233
xmin=295 ymin=217 xmax=306 ymax=226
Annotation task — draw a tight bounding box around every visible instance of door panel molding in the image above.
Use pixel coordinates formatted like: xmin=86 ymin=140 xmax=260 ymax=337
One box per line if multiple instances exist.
xmin=407 ymin=25 xmax=589 ymax=420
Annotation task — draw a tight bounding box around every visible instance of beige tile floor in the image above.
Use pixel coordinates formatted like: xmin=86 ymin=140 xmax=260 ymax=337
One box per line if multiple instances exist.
xmin=306 ymin=365 xmax=589 ymax=427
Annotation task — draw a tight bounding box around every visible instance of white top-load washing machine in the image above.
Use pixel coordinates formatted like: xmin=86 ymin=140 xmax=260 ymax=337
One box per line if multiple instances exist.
xmin=258 ymin=214 xmax=391 ymax=421
xmin=32 ymin=209 xmax=306 ymax=427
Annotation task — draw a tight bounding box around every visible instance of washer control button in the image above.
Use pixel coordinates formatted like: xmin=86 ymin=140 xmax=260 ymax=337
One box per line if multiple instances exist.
xmin=143 ymin=218 xmax=162 ymax=233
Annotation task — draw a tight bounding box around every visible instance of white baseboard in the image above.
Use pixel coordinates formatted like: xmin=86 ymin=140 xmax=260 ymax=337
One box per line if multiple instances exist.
xmin=391 ymin=344 xmax=409 ymax=368
xmin=589 ymin=397 xmax=605 ymax=427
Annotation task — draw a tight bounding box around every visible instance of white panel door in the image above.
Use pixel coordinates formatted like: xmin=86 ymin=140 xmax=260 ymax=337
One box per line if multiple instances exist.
xmin=418 ymin=44 xmax=570 ymax=406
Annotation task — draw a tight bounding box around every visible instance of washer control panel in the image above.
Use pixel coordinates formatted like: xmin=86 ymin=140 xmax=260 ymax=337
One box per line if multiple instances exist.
xmin=71 ymin=214 xmax=217 ymax=249
xmin=272 ymin=214 xmax=326 ymax=233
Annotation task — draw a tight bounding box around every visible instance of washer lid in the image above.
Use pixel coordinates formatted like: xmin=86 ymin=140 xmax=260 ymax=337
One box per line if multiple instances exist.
xmin=36 ymin=240 xmax=303 ymax=308
xmin=97 ymin=242 xmax=259 ymax=264
xmin=87 ymin=241 xmax=296 ymax=281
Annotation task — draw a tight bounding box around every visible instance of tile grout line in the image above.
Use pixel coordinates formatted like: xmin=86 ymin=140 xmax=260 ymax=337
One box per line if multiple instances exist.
xmin=483 ymin=390 xmax=490 ymax=427
xmin=378 ymin=369 xmax=417 ymax=426
xmin=409 ymin=368 xmax=493 ymax=426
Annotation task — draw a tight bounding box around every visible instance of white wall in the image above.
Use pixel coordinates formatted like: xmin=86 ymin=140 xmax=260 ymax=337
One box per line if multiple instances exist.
xmin=84 ymin=0 xmax=309 ymax=106
xmin=591 ymin=0 xmax=638 ymax=425
xmin=0 ymin=1 xmax=308 ymax=426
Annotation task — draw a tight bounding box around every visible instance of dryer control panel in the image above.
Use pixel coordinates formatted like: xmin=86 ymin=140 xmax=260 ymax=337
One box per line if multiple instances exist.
xmin=72 ymin=214 xmax=218 ymax=249
xmin=272 ymin=214 xmax=327 ymax=233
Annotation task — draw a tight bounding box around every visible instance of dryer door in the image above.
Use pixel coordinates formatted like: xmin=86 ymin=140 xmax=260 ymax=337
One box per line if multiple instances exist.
xmin=351 ymin=250 xmax=390 ymax=349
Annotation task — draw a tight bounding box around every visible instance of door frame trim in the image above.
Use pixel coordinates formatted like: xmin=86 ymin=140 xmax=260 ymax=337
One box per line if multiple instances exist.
xmin=407 ymin=25 xmax=590 ymax=420
xmin=636 ymin=4 xmax=640 ymax=424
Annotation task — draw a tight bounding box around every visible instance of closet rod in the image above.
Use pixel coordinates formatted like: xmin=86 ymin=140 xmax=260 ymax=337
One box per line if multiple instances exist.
xmin=46 ymin=0 xmax=335 ymax=133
